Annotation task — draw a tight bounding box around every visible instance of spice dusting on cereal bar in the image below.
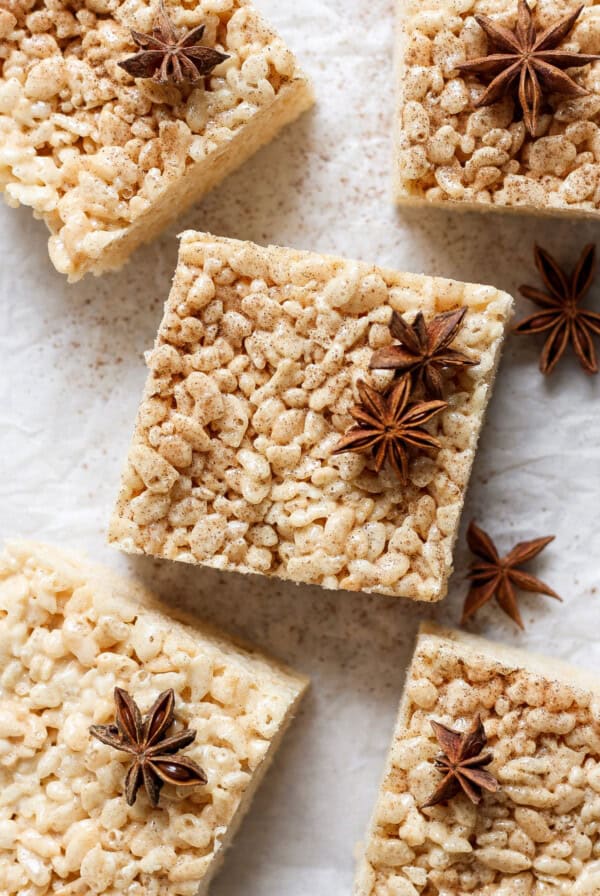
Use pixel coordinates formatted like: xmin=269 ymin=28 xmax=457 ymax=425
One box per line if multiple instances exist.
xmin=109 ymin=233 xmax=513 ymax=602
xmin=395 ymin=0 xmax=600 ymax=218
xmin=355 ymin=624 xmax=600 ymax=896
xmin=0 ymin=0 xmax=313 ymax=281
xmin=0 ymin=540 xmax=307 ymax=896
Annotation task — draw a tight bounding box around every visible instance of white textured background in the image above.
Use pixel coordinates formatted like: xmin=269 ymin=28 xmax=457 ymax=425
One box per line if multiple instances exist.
xmin=2 ymin=1 xmax=600 ymax=893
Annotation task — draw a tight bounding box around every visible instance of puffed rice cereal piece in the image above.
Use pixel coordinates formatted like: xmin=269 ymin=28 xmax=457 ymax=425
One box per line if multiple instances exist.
xmin=109 ymin=233 xmax=514 ymax=602
xmin=395 ymin=0 xmax=600 ymax=219
xmin=0 ymin=539 xmax=308 ymax=896
xmin=355 ymin=623 xmax=600 ymax=896
xmin=0 ymin=0 xmax=313 ymax=281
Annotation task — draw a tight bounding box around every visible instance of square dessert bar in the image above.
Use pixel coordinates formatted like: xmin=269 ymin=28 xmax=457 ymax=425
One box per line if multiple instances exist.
xmin=355 ymin=624 xmax=600 ymax=896
xmin=0 ymin=0 xmax=313 ymax=281
xmin=0 ymin=540 xmax=308 ymax=896
xmin=110 ymin=233 xmax=513 ymax=601
xmin=395 ymin=0 xmax=600 ymax=218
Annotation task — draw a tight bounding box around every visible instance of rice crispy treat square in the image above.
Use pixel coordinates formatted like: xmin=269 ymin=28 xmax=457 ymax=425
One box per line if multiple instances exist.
xmin=355 ymin=623 xmax=600 ymax=896
xmin=109 ymin=233 xmax=513 ymax=602
xmin=0 ymin=0 xmax=313 ymax=281
xmin=0 ymin=539 xmax=308 ymax=896
xmin=395 ymin=0 xmax=600 ymax=218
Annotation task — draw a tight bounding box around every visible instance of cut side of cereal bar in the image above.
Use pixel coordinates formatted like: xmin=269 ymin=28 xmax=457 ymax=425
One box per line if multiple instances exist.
xmin=395 ymin=0 xmax=600 ymax=218
xmin=355 ymin=623 xmax=600 ymax=896
xmin=109 ymin=233 xmax=513 ymax=602
xmin=0 ymin=539 xmax=308 ymax=896
xmin=0 ymin=1 xmax=313 ymax=281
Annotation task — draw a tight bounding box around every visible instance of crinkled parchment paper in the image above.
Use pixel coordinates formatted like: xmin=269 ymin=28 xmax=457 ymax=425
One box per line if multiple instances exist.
xmin=1 ymin=1 xmax=600 ymax=893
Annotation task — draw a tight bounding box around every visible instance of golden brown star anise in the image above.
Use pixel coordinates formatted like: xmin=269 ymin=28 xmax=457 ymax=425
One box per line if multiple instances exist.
xmin=423 ymin=715 xmax=500 ymax=808
xmin=332 ymin=377 xmax=447 ymax=483
xmin=369 ymin=308 xmax=477 ymax=399
xmin=457 ymin=0 xmax=600 ymax=135
xmin=119 ymin=1 xmax=229 ymax=86
xmin=90 ymin=688 xmax=207 ymax=807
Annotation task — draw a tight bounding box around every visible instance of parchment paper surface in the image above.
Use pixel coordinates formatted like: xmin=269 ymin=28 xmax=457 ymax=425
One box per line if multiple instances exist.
xmin=1 ymin=1 xmax=600 ymax=893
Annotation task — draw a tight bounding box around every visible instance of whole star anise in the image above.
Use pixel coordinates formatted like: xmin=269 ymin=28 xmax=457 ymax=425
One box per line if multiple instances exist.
xmin=463 ymin=521 xmax=561 ymax=630
xmin=332 ymin=377 xmax=447 ymax=483
xmin=369 ymin=308 xmax=477 ymax=399
xmin=515 ymin=244 xmax=600 ymax=375
xmin=457 ymin=0 xmax=600 ymax=135
xmin=119 ymin=1 xmax=229 ymax=86
xmin=90 ymin=688 xmax=207 ymax=807
xmin=423 ymin=715 xmax=499 ymax=808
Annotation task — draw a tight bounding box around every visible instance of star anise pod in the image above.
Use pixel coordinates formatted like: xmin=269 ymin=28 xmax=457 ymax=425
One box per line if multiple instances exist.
xmin=118 ymin=1 xmax=229 ymax=86
xmin=422 ymin=715 xmax=499 ymax=808
xmin=90 ymin=688 xmax=207 ymax=807
xmin=515 ymin=244 xmax=600 ymax=375
xmin=332 ymin=377 xmax=447 ymax=483
xmin=457 ymin=0 xmax=600 ymax=135
xmin=463 ymin=521 xmax=561 ymax=630
xmin=369 ymin=308 xmax=477 ymax=399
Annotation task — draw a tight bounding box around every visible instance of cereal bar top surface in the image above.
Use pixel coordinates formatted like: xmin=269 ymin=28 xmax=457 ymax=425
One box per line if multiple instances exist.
xmin=357 ymin=625 xmax=600 ymax=896
xmin=0 ymin=540 xmax=306 ymax=896
xmin=110 ymin=233 xmax=513 ymax=602
xmin=0 ymin=0 xmax=308 ymax=277
xmin=396 ymin=0 xmax=600 ymax=215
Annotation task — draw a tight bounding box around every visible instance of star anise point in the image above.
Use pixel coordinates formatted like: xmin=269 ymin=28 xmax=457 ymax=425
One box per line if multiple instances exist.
xmin=90 ymin=687 xmax=207 ymax=807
